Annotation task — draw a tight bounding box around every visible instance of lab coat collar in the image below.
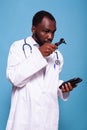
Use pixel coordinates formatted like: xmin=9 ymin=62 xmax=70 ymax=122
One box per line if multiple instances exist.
xmin=26 ymin=36 xmax=39 ymax=47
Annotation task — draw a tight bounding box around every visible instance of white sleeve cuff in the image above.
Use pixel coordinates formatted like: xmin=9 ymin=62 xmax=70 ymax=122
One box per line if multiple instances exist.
xmin=58 ymin=80 xmax=70 ymax=101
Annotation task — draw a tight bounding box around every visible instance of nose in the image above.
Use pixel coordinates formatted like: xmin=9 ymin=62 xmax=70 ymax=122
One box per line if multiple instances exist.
xmin=48 ymin=32 xmax=54 ymax=41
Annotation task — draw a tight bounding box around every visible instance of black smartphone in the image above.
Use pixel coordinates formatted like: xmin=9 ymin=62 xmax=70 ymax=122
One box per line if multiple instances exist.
xmin=59 ymin=77 xmax=83 ymax=89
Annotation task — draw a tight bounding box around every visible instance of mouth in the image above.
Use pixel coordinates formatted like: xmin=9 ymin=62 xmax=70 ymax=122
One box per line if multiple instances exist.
xmin=44 ymin=39 xmax=52 ymax=43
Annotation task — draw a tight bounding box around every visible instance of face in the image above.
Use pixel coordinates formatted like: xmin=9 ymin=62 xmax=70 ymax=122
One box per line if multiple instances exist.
xmin=32 ymin=17 xmax=56 ymax=46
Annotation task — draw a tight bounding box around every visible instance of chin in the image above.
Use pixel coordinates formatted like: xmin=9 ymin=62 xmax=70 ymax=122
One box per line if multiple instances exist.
xmin=38 ymin=42 xmax=44 ymax=46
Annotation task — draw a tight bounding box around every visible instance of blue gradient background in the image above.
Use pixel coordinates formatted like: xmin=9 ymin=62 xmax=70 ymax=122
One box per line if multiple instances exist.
xmin=0 ymin=0 xmax=87 ymax=130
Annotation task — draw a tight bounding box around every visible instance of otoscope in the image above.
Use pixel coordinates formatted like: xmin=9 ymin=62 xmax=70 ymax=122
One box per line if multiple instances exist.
xmin=54 ymin=38 xmax=67 ymax=46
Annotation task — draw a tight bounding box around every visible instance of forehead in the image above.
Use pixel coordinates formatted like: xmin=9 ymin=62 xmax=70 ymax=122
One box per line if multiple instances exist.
xmin=37 ymin=17 xmax=56 ymax=30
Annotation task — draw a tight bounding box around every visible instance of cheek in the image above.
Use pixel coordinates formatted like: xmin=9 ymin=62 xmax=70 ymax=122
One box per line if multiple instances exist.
xmin=41 ymin=33 xmax=49 ymax=40
xmin=39 ymin=31 xmax=45 ymax=36
xmin=38 ymin=32 xmax=46 ymax=40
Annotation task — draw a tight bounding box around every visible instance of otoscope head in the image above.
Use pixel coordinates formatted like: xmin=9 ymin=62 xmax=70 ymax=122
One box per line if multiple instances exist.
xmin=54 ymin=38 xmax=67 ymax=46
xmin=60 ymin=38 xmax=67 ymax=44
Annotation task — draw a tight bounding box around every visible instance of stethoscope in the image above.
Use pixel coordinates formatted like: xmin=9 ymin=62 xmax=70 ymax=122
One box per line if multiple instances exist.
xmin=22 ymin=38 xmax=32 ymax=58
xmin=22 ymin=38 xmax=66 ymax=66
xmin=55 ymin=51 xmax=60 ymax=65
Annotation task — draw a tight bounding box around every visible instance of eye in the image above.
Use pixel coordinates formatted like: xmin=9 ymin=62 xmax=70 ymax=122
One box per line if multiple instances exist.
xmin=44 ymin=30 xmax=50 ymax=33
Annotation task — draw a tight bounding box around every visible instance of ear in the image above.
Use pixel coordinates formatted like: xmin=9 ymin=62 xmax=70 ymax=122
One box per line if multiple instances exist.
xmin=32 ymin=26 xmax=36 ymax=34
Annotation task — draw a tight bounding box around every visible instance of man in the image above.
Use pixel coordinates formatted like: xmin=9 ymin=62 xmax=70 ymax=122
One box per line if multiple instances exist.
xmin=6 ymin=10 xmax=76 ymax=130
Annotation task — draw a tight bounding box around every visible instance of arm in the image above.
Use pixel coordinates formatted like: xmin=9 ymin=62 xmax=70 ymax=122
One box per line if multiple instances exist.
xmin=6 ymin=41 xmax=48 ymax=87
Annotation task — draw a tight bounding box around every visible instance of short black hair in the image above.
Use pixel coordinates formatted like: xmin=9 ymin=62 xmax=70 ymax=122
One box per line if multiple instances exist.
xmin=32 ymin=10 xmax=56 ymax=26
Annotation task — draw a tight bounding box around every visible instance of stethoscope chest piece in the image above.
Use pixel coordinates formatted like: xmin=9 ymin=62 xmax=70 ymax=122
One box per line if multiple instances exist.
xmin=55 ymin=51 xmax=60 ymax=65
xmin=55 ymin=59 xmax=60 ymax=65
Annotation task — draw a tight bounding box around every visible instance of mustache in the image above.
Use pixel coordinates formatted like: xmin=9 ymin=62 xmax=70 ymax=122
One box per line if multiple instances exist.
xmin=44 ymin=39 xmax=52 ymax=43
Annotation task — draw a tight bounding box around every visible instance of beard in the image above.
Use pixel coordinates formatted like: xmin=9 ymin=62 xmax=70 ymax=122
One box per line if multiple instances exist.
xmin=32 ymin=33 xmax=44 ymax=46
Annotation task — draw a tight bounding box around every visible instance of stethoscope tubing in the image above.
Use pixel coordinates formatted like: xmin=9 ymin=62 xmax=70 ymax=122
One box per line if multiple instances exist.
xmin=22 ymin=38 xmax=32 ymax=57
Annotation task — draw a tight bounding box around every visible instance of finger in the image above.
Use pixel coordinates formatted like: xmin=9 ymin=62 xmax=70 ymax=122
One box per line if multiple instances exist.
xmin=61 ymin=85 xmax=66 ymax=93
xmin=47 ymin=44 xmax=57 ymax=50
xmin=64 ymin=83 xmax=70 ymax=92
xmin=46 ymin=48 xmax=53 ymax=55
xmin=67 ymin=82 xmax=73 ymax=91
xmin=51 ymin=44 xmax=58 ymax=49
xmin=48 ymin=47 xmax=56 ymax=54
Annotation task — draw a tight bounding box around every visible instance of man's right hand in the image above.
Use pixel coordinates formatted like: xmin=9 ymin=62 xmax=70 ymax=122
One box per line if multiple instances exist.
xmin=39 ymin=43 xmax=58 ymax=57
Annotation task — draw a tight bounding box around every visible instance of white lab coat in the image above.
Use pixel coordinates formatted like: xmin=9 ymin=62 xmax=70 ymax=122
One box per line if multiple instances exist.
xmin=6 ymin=36 xmax=69 ymax=130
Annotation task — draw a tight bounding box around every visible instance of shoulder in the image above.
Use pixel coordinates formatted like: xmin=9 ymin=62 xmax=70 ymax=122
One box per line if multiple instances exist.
xmin=10 ymin=39 xmax=24 ymax=49
xmin=9 ymin=36 xmax=31 ymax=50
